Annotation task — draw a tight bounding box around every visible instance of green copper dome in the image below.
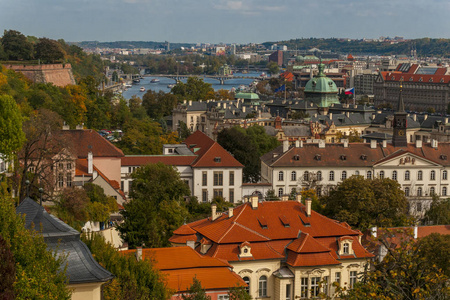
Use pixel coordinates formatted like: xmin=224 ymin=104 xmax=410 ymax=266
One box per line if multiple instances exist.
xmin=304 ymin=64 xmax=339 ymax=94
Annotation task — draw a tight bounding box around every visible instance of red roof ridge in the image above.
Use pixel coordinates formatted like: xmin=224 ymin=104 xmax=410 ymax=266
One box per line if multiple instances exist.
xmin=173 ymin=224 xmax=197 ymax=235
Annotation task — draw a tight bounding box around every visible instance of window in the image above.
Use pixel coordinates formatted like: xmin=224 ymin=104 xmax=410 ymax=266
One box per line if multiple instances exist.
xmin=443 ymin=187 xmax=447 ymax=196
xmin=341 ymin=171 xmax=347 ymax=180
xmin=67 ymin=163 xmax=72 ymax=169
xmin=311 ymin=277 xmax=320 ymax=297
xmin=367 ymin=171 xmax=372 ymax=179
xmin=343 ymin=243 xmax=349 ymax=254
xmin=218 ymin=295 xmax=229 ymax=300
xmin=278 ymin=171 xmax=284 ymax=181
xmin=417 ymin=202 xmax=422 ymax=212
xmin=58 ymin=173 xmax=64 ymax=188
xmin=323 ymin=276 xmax=329 ymax=296
xmin=66 ymin=173 xmax=72 ymax=187
xmin=214 ymin=172 xmax=223 ymax=186
xmin=58 ymin=163 xmax=64 ymax=169
xmin=355 ymin=170 xmax=360 ymax=176
xmin=443 ymin=170 xmax=448 ymax=180
xmin=243 ymin=277 xmax=250 ymax=294
xmin=291 ymin=171 xmax=297 ymax=181
xmin=417 ymin=171 xmax=423 ymax=181
xmin=316 ymin=187 xmax=322 ymax=197
xmin=128 ymin=180 xmax=133 ymax=192
xmin=392 ymin=171 xmax=397 ymax=180
xmin=430 ymin=170 xmax=436 ymax=180
xmin=285 ymin=284 xmax=291 ymax=300
xmin=303 ymin=171 xmax=309 ymax=181
xmin=202 ymin=189 xmax=208 ymax=202
xmin=317 ymin=171 xmax=322 ymax=181
xmin=202 ymin=171 xmax=207 ymax=186
xmin=229 ymin=171 xmax=235 ymax=186
xmin=121 ymin=181 xmax=124 ymax=191
xmin=229 ymin=189 xmax=234 ymax=203
xmin=329 ymin=171 xmax=335 ymax=181
xmin=430 ymin=187 xmax=435 ymax=195
xmin=128 ymin=167 xmax=132 ymax=173
xmin=405 ymin=187 xmax=410 ymax=196
xmin=379 ymin=171 xmax=384 ymax=179
xmin=278 ymin=188 xmax=284 ymax=197
xmin=258 ymin=276 xmax=267 ymax=297
xmin=417 ymin=187 xmax=422 ymax=197
xmin=405 ymin=170 xmax=410 ymax=181
xmin=213 ymin=189 xmax=223 ymax=198
xmin=301 ymin=277 xmax=308 ymax=298
xmin=350 ymin=271 xmax=357 ymax=288
xmin=335 ymin=272 xmax=341 ymax=286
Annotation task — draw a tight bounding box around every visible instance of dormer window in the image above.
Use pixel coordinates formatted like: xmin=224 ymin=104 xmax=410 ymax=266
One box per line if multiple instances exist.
xmin=340 ymin=155 xmax=347 ymax=161
xmin=409 ymin=77 xmax=413 ymax=81
xmin=214 ymin=157 xmax=221 ymax=163
xmin=315 ymin=154 xmax=321 ymax=161
xmin=440 ymin=154 xmax=447 ymax=160
xmin=339 ymin=238 xmax=354 ymax=256
xmin=239 ymin=242 xmax=252 ymax=258
xmin=360 ymin=154 xmax=367 ymax=160
xmin=429 ymin=78 xmax=433 ymax=82
xmin=440 ymin=78 xmax=445 ymax=83
xmin=293 ymin=155 xmax=300 ymax=161
xmin=419 ymin=77 xmax=423 ymax=82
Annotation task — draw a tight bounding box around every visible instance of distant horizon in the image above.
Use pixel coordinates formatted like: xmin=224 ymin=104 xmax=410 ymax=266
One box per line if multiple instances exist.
xmin=2 ymin=0 xmax=449 ymax=44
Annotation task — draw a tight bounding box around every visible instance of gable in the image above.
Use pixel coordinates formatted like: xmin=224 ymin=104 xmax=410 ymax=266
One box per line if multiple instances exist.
xmin=374 ymin=151 xmax=442 ymax=168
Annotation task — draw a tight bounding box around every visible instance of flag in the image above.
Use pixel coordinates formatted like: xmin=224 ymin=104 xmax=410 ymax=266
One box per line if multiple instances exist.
xmin=275 ymin=84 xmax=286 ymax=93
xmin=345 ymin=88 xmax=355 ymax=95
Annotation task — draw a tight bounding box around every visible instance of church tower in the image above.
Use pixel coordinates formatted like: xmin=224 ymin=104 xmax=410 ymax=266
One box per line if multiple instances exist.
xmin=392 ymin=80 xmax=407 ymax=147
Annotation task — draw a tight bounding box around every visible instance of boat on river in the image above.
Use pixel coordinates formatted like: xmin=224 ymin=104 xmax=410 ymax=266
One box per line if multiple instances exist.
xmin=140 ymin=87 xmax=146 ymax=92
xmin=151 ymin=78 xmax=160 ymax=83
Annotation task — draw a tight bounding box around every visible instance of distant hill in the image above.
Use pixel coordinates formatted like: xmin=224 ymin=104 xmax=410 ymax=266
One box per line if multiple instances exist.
xmin=73 ymin=41 xmax=195 ymax=50
xmin=262 ymin=38 xmax=450 ymax=57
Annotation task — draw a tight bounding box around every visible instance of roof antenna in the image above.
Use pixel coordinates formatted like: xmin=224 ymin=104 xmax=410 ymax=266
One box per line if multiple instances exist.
xmin=39 ymin=188 xmax=44 ymax=206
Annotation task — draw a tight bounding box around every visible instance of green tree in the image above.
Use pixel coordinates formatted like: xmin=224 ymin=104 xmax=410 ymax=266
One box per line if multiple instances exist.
xmin=228 ymin=285 xmax=252 ymax=300
xmin=0 ymin=234 xmax=15 ymax=300
xmin=142 ymin=90 xmax=179 ymax=119
xmin=82 ymin=233 xmax=171 ymax=300
xmin=118 ymin=118 xmax=164 ymax=155
xmin=171 ymin=77 xmax=214 ymax=101
xmin=55 ymin=187 xmax=90 ymax=230
xmin=0 ymin=194 xmax=71 ymax=299
xmin=422 ymin=197 xmax=450 ymax=225
xmin=417 ymin=233 xmax=450 ymax=277
xmin=321 ymin=176 xmax=410 ymax=231
xmin=0 ymin=95 xmax=25 ymax=160
xmin=267 ymin=62 xmax=280 ymax=75
xmin=118 ymin=163 xmax=190 ymax=248
xmin=34 ymin=37 xmax=65 ymax=63
xmin=182 ymin=277 xmax=211 ymax=300
xmin=1 ymin=30 xmax=33 ymax=60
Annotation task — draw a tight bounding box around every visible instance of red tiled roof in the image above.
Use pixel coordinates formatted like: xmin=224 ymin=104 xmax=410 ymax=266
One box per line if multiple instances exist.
xmin=183 ymin=131 xmax=244 ymax=168
xmin=93 ymin=165 xmax=126 ymax=201
xmin=287 ymin=233 xmax=330 ymax=253
xmin=169 ymin=234 xmax=197 ymax=244
xmin=173 ymin=224 xmax=197 ymax=235
xmin=121 ymin=155 xmax=197 ymax=166
xmin=75 ymin=159 xmax=91 ymax=177
xmin=61 ymin=129 xmax=124 ymax=158
xmin=287 ymin=252 xmax=340 ymax=267
xmin=381 ymin=71 xmax=450 ymax=84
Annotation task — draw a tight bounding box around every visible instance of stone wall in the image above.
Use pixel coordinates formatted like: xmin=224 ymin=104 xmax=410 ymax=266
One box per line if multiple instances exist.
xmin=4 ymin=63 xmax=76 ymax=87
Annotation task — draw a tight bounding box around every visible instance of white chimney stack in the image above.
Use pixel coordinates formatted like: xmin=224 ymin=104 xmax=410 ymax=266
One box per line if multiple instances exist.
xmin=228 ymin=207 xmax=234 ymax=218
xmin=251 ymin=195 xmax=259 ymax=209
xmin=414 ymin=225 xmax=418 ymax=239
xmin=295 ymin=140 xmax=300 ymax=148
xmin=343 ymin=139 xmax=349 ymax=148
xmin=88 ymin=151 xmax=93 ymax=174
xmin=416 ymin=140 xmax=422 ymax=148
xmin=136 ymin=247 xmax=142 ymax=261
xmin=283 ymin=140 xmax=289 ymax=153
xmin=382 ymin=140 xmax=387 ymax=148
xmin=370 ymin=139 xmax=377 ymax=149
xmin=305 ymin=198 xmax=312 ymax=217
xmin=371 ymin=226 xmax=377 ymax=238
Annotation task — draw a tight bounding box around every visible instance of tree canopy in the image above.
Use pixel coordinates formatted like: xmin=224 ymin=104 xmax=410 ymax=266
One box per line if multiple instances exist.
xmin=0 ymin=94 xmax=25 ymax=160
xmin=321 ymin=176 xmax=410 ymax=231
xmin=34 ymin=37 xmax=65 ymax=63
xmin=1 ymin=30 xmax=33 ymax=61
xmin=422 ymin=197 xmax=450 ymax=225
xmin=171 ymin=77 xmax=214 ymax=101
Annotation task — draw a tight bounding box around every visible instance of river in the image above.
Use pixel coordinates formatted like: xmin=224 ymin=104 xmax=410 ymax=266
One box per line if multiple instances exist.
xmin=121 ymin=71 xmax=268 ymax=99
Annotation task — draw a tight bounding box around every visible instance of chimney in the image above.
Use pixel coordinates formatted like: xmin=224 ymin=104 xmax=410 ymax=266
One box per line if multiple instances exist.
xmin=281 ymin=194 xmax=289 ymax=201
xmin=183 ymin=100 xmax=187 ymax=104
xmin=446 ymin=118 xmax=449 ymax=124
xmin=251 ymin=195 xmax=258 ymax=209
xmin=371 ymin=226 xmax=377 ymax=238
xmin=62 ymin=122 xmax=70 ymax=130
xmin=242 ymin=106 xmax=246 ymax=113
xmin=228 ymin=207 xmax=234 ymax=218
xmin=76 ymin=124 xmax=83 ymax=130
xmin=299 ymin=140 xmax=303 ymax=148
xmin=431 ymin=139 xmax=438 ymax=149
xmin=283 ymin=140 xmax=289 ymax=153
xmin=414 ymin=225 xmax=418 ymax=239
xmin=345 ymin=111 xmax=350 ymax=118
xmin=211 ymin=204 xmax=220 ymax=221
xmin=370 ymin=139 xmax=377 ymax=149
xmin=189 ymin=100 xmax=192 ymax=106
xmin=295 ymin=140 xmax=300 ymax=148
xmin=424 ymin=114 xmax=428 ymax=120
xmin=382 ymin=140 xmax=387 ymax=148
xmin=305 ymin=198 xmax=312 ymax=217
xmin=329 ymin=113 xmax=333 ymax=120
xmin=88 ymin=151 xmax=93 ymax=174
xmin=318 ymin=140 xmax=325 ymax=148
xmin=416 ymin=140 xmax=422 ymax=148
xmin=296 ymin=194 xmax=302 ymax=203
xmin=223 ymin=103 xmax=227 ymax=109
xmin=136 ymin=247 xmax=142 ymax=261
xmin=413 ymin=114 xmax=417 ymax=121
xmin=343 ymin=139 xmax=349 ymax=148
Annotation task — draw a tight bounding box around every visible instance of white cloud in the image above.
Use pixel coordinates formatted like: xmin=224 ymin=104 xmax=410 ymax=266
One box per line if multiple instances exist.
xmin=213 ymin=0 xmax=285 ymax=15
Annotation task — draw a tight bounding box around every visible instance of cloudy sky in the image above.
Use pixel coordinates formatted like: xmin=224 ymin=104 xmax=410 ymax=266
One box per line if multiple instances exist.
xmin=1 ymin=0 xmax=449 ymax=44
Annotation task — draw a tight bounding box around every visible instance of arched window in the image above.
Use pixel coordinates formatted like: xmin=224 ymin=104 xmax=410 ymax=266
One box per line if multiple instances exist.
xmin=392 ymin=171 xmax=397 ymax=180
xmin=379 ymin=171 xmax=384 ymax=179
xmin=278 ymin=188 xmax=284 ymax=197
xmin=291 ymin=171 xmax=296 ymax=181
xmin=367 ymin=171 xmax=372 ymax=179
xmin=278 ymin=171 xmax=284 ymax=181
xmin=405 ymin=187 xmax=410 ymax=196
xmin=343 ymin=243 xmax=349 ymax=254
xmin=417 ymin=171 xmax=423 ymax=181
xmin=430 ymin=187 xmax=435 ymax=195
xmin=329 ymin=171 xmax=335 ymax=181
xmin=259 ymin=275 xmax=267 ymax=297
xmin=243 ymin=277 xmax=250 ymax=294
xmin=341 ymin=171 xmax=347 ymax=180
xmin=430 ymin=171 xmax=436 ymax=180
xmin=355 ymin=170 xmax=360 ymax=176
xmin=417 ymin=187 xmax=422 ymax=197
xmin=317 ymin=171 xmax=322 ymax=181
xmin=443 ymin=170 xmax=448 ymax=180
xmin=303 ymin=171 xmax=309 ymax=181
xmin=443 ymin=187 xmax=447 ymax=196
xmin=405 ymin=171 xmax=410 ymax=181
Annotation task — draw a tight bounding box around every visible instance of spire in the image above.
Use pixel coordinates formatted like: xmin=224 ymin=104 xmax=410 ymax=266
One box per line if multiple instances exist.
xmin=397 ymin=78 xmax=405 ymax=112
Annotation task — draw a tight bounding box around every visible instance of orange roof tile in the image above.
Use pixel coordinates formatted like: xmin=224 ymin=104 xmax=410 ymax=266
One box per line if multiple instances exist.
xmin=121 ymin=155 xmax=197 ymax=166
xmin=287 ymin=233 xmax=330 ymax=253
xmin=61 ymin=129 xmax=124 ymax=158
xmin=287 ymin=252 xmax=340 ymax=267
xmin=173 ymin=224 xmax=197 ymax=235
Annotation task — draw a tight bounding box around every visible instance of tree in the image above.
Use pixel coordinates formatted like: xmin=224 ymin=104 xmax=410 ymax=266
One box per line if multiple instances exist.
xmin=267 ymin=62 xmax=279 ymax=75
xmin=1 ymin=30 xmax=33 ymax=60
xmin=55 ymin=187 xmax=90 ymax=230
xmin=416 ymin=233 xmax=450 ymax=277
xmin=142 ymin=90 xmax=179 ymax=119
xmin=228 ymin=285 xmax=252 ymax=300
xmin=117 ymin=118 xmax=165 ymax=155
xmin=171 ymin=77 xmax=214 ymax=101
xmin=182 ymin=277 xmax=211 ymax=300
xmin=422 ymin=197 xmax=450 ymax=225
xmin=34 ymin=37 xmax=65 ymax=63
xmin=0 ymin=234 xmax=15 ymax=300
xmin=82 ymin=233 xmax=171 ymax=300
xmin=0 ymin=194 xmax=71 ymax=299
xmin=0 ymin=95 xmax=25 ymax=160
xmin=321 ymin=176 xmax=410 ymax=231
xmin=117 ymin=163 xmax=190 ymax=248
xmin=341 ymin=232 xmax=450 ymax=299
